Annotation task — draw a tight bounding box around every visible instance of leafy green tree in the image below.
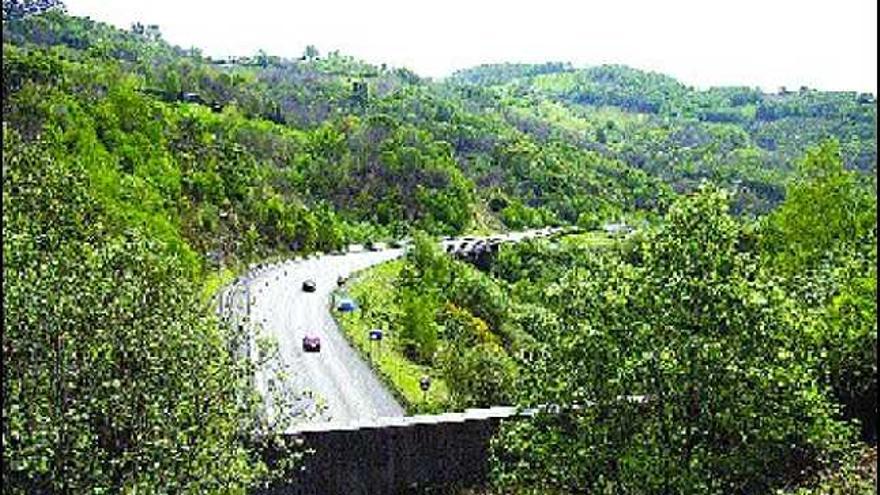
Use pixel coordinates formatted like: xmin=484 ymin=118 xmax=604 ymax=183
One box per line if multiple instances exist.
xmin=491 ymin=186 xmax=852 ymax=494
xmin=3 ymin=130 xmax=295 ymax=493
xmin=763 ymin=140 xmax=877 ymax=440
xmin=763 ymin=140 xmax=876 ymax=277
xmin=439 ymin=341 xmax=516 ymax=409
xmin=437 ymin=304 xmax=516 ymax=408
xmin=400 ymin=230 xmax=451 ymax=289
xmin=396 ymin=290 xmax=440 ymax=364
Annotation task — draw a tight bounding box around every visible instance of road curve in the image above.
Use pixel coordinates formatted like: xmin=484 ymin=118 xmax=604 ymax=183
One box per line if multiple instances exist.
xmin=248 ymin=248 xmax=406 ymax=429
xmin=227 ymin=227 xmax=566 ymax=430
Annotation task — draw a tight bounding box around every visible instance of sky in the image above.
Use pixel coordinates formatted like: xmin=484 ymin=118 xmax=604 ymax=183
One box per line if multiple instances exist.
xmin=65 ymin=0 xmax=877 ymax=94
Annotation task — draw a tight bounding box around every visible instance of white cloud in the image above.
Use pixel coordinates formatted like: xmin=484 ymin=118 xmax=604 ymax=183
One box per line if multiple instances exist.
xmin=65 ymin=0 xmax=877 ymax=93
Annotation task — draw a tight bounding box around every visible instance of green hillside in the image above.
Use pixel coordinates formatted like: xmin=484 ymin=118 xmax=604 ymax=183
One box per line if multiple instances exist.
xmin=2 ymin=4 xmax=876 ymax=493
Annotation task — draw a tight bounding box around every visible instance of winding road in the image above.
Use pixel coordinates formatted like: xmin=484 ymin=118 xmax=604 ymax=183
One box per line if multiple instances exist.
xmin=220 ymin=228 xmax=564 ymax=431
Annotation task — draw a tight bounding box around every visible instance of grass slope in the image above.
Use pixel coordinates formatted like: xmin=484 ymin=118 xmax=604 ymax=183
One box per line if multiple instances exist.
xmin=334 ymin=260 xmax=450 ymax=413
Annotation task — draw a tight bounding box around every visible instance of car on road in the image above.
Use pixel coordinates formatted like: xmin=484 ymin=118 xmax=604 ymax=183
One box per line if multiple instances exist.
xmin=302 ymin=335 xmax=321 ymax=352
xmin=337 ymin=298 xmax=356 ymax=312
xmin=365 ymin=241 xmax=379 ymax=251
xmin=337 ymin=275 xmax=347 ymax=287
xmin=302 ymin=279 xmax=317 ymax=292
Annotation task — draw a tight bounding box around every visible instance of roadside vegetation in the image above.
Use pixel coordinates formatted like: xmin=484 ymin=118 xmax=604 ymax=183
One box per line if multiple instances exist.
xmin=335 ymin=260 xmax=451 ymax=412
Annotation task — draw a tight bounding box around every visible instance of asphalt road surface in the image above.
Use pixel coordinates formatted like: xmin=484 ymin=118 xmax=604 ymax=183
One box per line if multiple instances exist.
xmin=232 ymin=228 xmax=565 ymax=430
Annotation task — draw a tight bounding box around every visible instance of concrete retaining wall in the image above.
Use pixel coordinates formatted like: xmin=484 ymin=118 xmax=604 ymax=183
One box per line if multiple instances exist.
xmin=258 ymin=408 xmax=518 ymax=494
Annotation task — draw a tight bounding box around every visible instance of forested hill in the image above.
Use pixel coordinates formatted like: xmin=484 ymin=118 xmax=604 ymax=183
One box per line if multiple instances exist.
xmin=3 ymin=5 xmax=877 ymax=493
xmin=449 ymin=63 xmax=876 ymax=208
xmin=4 ymin=10 xmax=876 ymax=271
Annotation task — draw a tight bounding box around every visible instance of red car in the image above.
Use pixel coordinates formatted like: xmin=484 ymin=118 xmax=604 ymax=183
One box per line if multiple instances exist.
xmin=302 ymin=335 xmax=321 ymax=352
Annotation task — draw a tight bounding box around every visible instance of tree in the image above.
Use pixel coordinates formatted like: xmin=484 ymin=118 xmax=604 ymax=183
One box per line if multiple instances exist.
xmin=396 ymin=290 xmax=439 ymax=364
xmin=440 ymin=341 xmax=516 ymax=409
xmin=2 ymin=130 xmax=297 ymax=492
xmin=438 ymin=304 xmax=515 ymax=408
xmin=763 ymin=140 xmax=875 ymax=277
xmin=2 ymin=0 xmax=65 ymax=20
xmin=491 ymin=186 xmax=852 ymax=494
xmin=763 ymin=140 xmax=878 ymax=441
xmin=303 ymin=45 xmax=319 ymax=60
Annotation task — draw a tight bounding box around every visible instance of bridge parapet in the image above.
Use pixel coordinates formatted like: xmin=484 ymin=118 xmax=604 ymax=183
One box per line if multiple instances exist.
xmin=260 ymin=406 xmax=521 ymax=495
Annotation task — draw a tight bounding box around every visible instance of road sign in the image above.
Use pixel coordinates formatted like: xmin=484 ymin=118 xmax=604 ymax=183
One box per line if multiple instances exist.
xmin=419 ymin=375 xmax=431 ymax=392
xmin=369 ymin=329 xmax=383 ymax=341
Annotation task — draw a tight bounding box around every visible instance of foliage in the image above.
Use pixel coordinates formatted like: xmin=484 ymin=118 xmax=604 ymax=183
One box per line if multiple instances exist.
xmin=777 ymin=446 xmax=877 ymax=495
xmin=397 ymin=290 xmax=441 ymax=364
xmin=451 ymin=64 xmax=875 ymax=215
xmin=2 ymin=129 xmax=293 ymax=493
xmin=437 ymin=305 xmax=516 ymax=409
xmin=762 ymin=140 xmax=878 ymax=441
xmin=763 ymin=140 xmax=876 ymax=275
xmin=490 ymin=187 xmax=854 ymax=494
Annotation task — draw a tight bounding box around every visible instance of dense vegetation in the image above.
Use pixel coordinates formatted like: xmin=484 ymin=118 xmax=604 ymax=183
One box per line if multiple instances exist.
xmin=450 ymin=63 xmax=875 ymax=214
xmin=355 ymin=143 xmax=875 ymax=493
xmin=1 ymin=128 xmax=304 ymax=492
xmin=2 ymin=3 xmax=876 ymax=493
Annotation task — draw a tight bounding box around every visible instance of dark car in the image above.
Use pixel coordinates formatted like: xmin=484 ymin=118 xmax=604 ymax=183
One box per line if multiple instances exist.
xmin=302 ymin=279 xmax=317 ymax=292
xmin=302 ymin=335 xmax=321 ymax=352
xmin=365 ymin=241 xmax=379 ymax=251
xmin=337 ymin=275 xmax=347 ymax=287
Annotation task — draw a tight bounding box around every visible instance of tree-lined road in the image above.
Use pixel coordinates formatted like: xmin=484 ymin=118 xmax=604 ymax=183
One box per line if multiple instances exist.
xmin=222 ymin=228 xmax=565 ymax=430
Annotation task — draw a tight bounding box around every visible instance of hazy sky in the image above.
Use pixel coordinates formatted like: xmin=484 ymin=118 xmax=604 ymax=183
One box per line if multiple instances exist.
xmin=65 ymin=0 xmax=877 ymax=93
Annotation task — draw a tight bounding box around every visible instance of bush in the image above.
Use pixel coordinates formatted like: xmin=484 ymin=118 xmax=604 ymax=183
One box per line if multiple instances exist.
xmin=439 ymin=341 xmax=517 ymax=410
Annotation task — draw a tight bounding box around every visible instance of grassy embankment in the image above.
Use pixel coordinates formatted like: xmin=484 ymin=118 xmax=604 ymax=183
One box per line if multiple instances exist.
xmin=334 ymin=259 xmax=450 ymax=413
xmin=332 ymin=231 xmax=616 ymax=414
